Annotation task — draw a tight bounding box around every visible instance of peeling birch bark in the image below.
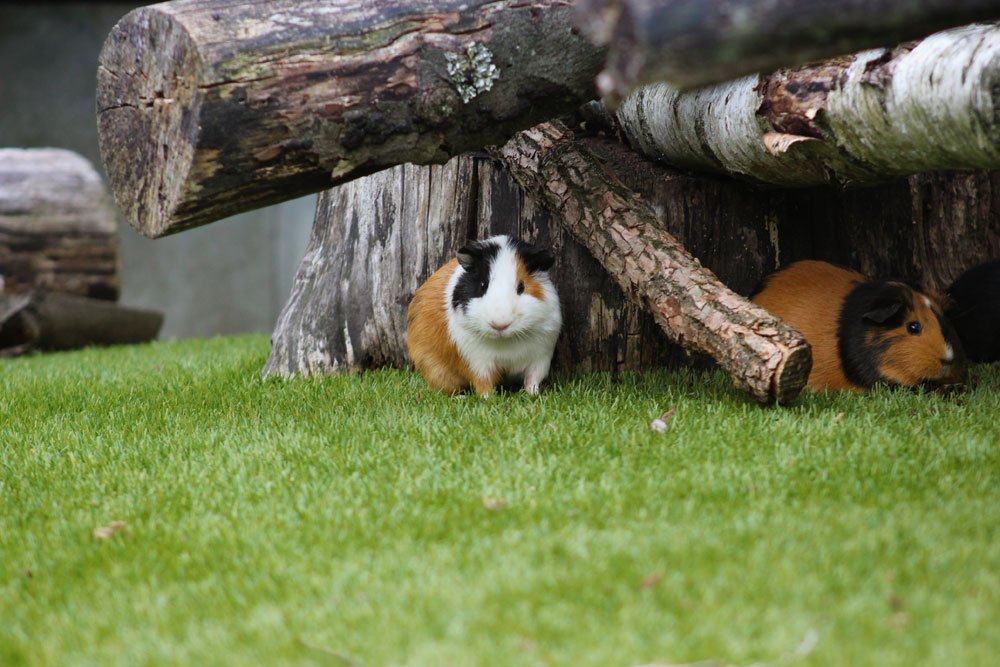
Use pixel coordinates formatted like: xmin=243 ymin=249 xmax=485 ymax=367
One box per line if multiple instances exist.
xmin=97 ymin=0 xmax=602 ymax=238
xmin=0 ymin=149 xmax=119 ymax=300
xmin=617 ymin=23 xmax=1000 ymax=187
xmin=493 ymin=122 xmax=812 ymax=404
xmin=575 ymin=0 xmax=1000 ymax=98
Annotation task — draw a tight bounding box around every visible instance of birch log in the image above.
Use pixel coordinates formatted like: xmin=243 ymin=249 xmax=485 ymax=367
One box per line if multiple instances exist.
xmin=617 ymin=23 xmax=1000 ymax=187
xmin=97 ymin=0 xmax=602 ymax=238
xmin=575 ymin=0 xmax=1000 ymax=99
xmin=0 ymin=149 xmax=119 ymax=300
xmin=493 ymin=122 xmax=813 ymax=404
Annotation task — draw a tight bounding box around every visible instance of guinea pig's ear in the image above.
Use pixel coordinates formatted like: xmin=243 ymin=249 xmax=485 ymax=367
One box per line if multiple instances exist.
xmin=456 ymin=244 xmax=480 ymax=269
xmin=862 ymin=300 xmax=904 ymax=324
xmin=520 ymin=246 xmax=555 ymax=273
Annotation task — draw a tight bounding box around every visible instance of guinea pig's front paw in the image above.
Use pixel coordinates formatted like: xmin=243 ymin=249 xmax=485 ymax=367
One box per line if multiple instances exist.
xmin=524 ymin=382 xmax=540 ymax=396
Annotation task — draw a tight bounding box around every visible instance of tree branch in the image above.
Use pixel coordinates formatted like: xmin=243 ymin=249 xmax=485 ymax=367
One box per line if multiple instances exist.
xmin=492 ymin=122 xmax=812 ymax=404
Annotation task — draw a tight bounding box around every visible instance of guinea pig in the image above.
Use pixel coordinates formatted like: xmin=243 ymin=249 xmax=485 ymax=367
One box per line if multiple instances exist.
xmin=751 ymin=260 xmax=966 ymax=391
xmin=945 ymin=260 xmax=1000 ymax=363
xmin=407 ymin=235 xmax=562 ymax=398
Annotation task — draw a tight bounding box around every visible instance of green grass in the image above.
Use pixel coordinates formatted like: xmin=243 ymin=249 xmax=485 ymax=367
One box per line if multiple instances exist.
xmin=1 ymin=335 xmax=999 ymax=667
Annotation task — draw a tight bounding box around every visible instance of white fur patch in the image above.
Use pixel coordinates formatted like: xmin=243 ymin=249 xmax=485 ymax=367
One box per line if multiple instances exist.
xmin=446 ymin=236 xmax=562 ymax=384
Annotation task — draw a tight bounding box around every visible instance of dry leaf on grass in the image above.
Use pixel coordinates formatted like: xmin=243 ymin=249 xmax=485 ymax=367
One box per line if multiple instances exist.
xmin=93 ymin=520 xmax=129 ymax=540
xmin=482 ymin=496 xmax=506 ymax=511
xmin=639 ymin=570 xmax=664 ymax=590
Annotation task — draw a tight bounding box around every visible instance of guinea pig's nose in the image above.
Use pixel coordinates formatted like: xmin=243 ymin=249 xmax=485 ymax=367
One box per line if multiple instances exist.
xmin=489 ymin=320 xmax=511 ymax=332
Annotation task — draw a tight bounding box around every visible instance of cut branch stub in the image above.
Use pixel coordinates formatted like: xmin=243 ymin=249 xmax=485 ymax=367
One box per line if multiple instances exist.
xmin=574 ymin=0 xmax=1000 ymax=99
xmin=493 ymin=122 xmax=812 ymax=404
xmin=97 ymin=0 xmax=603 ymax=237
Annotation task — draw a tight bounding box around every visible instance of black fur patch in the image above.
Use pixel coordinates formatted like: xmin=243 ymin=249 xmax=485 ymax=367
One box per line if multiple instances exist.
xmin=514 ymin=241 xmax=555 ymax=273
xmin=947 ymin=260 xmax=1000 ymax=363
xmin=452 ymin=239 xmax=501 ymax=312
xmin=838 ymin=281 xmax=912 ymax=388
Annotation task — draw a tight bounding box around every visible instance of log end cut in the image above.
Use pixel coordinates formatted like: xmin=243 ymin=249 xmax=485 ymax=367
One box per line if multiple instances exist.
xmin=97 ymin=6 xmax=203 ymax=238
xmin=771 ymin=340 xmax=812 ymax=405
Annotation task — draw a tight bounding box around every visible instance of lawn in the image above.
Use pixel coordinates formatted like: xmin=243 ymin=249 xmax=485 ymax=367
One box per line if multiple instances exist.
xmin=1 ymin=335 xmax=998 ymax=666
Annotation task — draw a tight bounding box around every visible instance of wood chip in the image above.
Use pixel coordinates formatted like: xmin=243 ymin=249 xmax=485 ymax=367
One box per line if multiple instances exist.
xmin=482 ymin=496 xmax=506 ymax=511
xmin=93 ymin=520 xmax=129 ymax=540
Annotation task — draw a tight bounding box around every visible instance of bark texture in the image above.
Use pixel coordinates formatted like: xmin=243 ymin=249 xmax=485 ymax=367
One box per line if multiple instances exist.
xmin=574 ymin=0 xmax=1000 ymax=99
xmin=97 ymin=0 xmax=603 ymax=238
xmin=0 ymin=149 xmax=119 ymax=300
xmin=617 ymin=23 xmax=1000 ymax=187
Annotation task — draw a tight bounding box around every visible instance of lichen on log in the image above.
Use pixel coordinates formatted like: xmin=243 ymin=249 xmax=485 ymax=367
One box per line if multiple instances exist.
xmin=96 ymin=0 xmax=603 ymax=237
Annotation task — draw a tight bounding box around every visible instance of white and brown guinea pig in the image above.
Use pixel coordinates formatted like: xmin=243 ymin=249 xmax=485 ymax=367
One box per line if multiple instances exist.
xmin=752 ymin=260 xmax=966 ymax=392
xmin=407 ymin=235 xmax=562 ymax=398
xmin=946 ymin=260 xmax=1000 ymax=363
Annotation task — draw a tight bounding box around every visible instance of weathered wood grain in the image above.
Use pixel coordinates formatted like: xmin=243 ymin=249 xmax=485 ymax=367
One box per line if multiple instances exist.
xmin=97 ymin=0 xmax=603 ymax=237
xmin=0 ymin=148 xmax=119 ymax=300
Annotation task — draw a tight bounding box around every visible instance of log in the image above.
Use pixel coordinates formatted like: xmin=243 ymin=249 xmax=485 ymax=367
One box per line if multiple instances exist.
xmin=493 ymin=122 xmax=812 ymax=404
xmin=574 ymin=0 xmax=1000 ymax=99
xmin=616 ymin=23 xmax=1000 ymax=187
xmin=96 ymin=0 xmax=603 ymax=238
xmin=0 ymin=292 xmax=163 ymax=356
xmin=0 ymin=148 xmax=119 ymax=300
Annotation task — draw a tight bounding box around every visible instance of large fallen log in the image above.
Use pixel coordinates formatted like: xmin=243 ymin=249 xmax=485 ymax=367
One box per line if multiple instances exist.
xmin=492 ymin=122 xmax=812 ymax=404
xmin=616 ymin=23 xmax=1000 ymax=187
xmin=0 ymin=148 xmax=119 ymax=300
xmin=575 ymin=0 xmax=1000 ymax=99
xmin=97 ymin=0 xmax=603 ymax=237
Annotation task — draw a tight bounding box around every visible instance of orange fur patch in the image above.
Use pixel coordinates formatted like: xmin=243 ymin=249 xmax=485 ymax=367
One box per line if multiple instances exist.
xmin=752 ymin=261 xmax=866 ymax=391
xmin=516 ymin=257 xmax=546 ymax=300
xmin=407 ymin=259 xmax=493 ymax=395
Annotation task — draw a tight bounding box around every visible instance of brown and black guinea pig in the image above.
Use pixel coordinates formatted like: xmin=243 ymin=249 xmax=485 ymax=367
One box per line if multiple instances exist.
xmin=945 ymin=260 xmax=1000 ymax=364
xmin=752 ymin=260 xmax=966 ymax=392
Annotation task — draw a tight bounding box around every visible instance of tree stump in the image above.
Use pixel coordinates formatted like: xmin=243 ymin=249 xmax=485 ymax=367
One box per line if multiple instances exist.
xmin=0 ymin=148 xmax=119 ymax=300
xmin=264 ymin=154 xmax=679 ymax=379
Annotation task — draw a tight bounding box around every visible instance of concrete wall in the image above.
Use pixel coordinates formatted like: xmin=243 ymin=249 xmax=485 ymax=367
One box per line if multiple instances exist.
xmin=0 ymin=3 xmax=315 ymax=339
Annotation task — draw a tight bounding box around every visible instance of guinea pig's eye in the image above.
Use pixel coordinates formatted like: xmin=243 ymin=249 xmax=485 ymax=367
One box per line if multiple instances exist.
xmin=517 ymin=281 xmax=525 ymax=295
xmin=906 ymin=321 xmax=922 ymax=336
